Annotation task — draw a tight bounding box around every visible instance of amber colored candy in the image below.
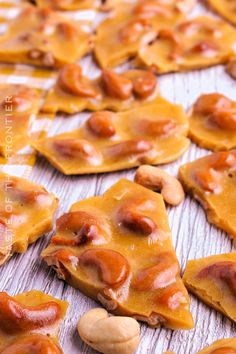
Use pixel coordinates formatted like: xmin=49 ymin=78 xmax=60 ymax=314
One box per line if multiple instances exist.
xmin=0 ymin=290 xmax=67 ymax=352
xmin=0 ymin=172 xmax=58 ymax=266
xmin=87 ymin=111 xmax=116 ymax=138
xmin=34 ymin=98 xmax=189 ymax=175
xmin=132 ymin=252 xmax=180 ymax=291
xmin=135 ymin=16 xmax=236 ymax=74
xmin=0 ymin=84 xmax=41 ymax=157
xmin=0 ymin=334 xmax=63 ymax=354
xmin=52 ymin=210 xmax=110 ymax=246
xmin=57 ymin=64 xmax=98 ymax=98
xmin=42 ymin=179 xmax=193 ymax=330
xmin=0 ymin=6 xmax=93 ymax=68
xmin=102 ymin=69 xmax=133 ymax=100
xmin=226 ymin=59 xmax=236 ymax=81
xmin=206 ymin=0 xmax=236 ymax=26
xmin=35 ymin=0 xmax=99 ymax=10
xmin=197 ymin=339 xmax=236 ymax=353
xmin=94 ymin=0 xmax=186 ymax=69
xmin=0 ymin=293 xmax=61 ymax=333
xmin=183 ymin=253 xmax=236 ymax=322
xmin=157 ymin=284 xmax=187 ymax=311
xmin=80 ymin=248 xmax=130 ymax=288
xmin=42 ymin=64 xmax=159 ymax=114
xmin=179 ymin=150 xmax=236 ymax=241
xmin=189 ymin=93 xmax=236 ymax=151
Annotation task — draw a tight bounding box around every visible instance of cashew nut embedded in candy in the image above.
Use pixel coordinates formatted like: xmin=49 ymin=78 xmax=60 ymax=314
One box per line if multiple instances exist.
xmin=87 ymin=111 xmax=116 ymax=138
xmin=77 ymin=308 xmax=140 ymax=354
xmin=117 ymin=198 xmax=157 ymax=235
xmin=134 ymin=165 xmax=185 ymax=206
xmin=193 ymin=93 xmax=232 ymax=116
xmin=57 ymin=64 xmax=98 ymax=97
xmin=133 ymin=1 xmax=171 ymax=18
xmin=53 ymin=138 xmax=102 ymax=165
xmin=79 ymin=248 xmax=130 ymax=288
xmin=132 ymin=252 xmax=180 ymax=291
xmin=107 ymin=140 xmax=153 ymax=159
xmin=197 ymin=261 xmax=236 ymax=297
xmin=132 ymin=71 xmax=157 ymax=99
xmin=0 ymin=292 xmax=61 ymax=333
xmin=102 ymin=69 xmax=133 ymax=100
xmin=52 ymin=210 xmax=109 ymax=246
xmin=0 ymin=334 xmax=63 ymax=354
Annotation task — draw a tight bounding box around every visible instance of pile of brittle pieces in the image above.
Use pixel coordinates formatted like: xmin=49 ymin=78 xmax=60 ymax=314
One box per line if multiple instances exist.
xmin=0 ymin=0 xmax=236 ymax=353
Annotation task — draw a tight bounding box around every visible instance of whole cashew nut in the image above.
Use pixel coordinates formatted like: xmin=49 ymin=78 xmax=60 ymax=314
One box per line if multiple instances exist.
xmin=134 ymin=165 xmax=185 ymax=206
xmin=77 ymin=308 xmax=140 ymax=354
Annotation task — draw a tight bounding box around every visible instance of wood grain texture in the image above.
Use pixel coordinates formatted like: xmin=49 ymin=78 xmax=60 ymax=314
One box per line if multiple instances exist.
xmin=0 ymin=2 xmax=236 ymax=354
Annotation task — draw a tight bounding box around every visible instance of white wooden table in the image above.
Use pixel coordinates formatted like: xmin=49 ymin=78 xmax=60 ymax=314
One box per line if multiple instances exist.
xmin=0 ymin=3 xmax=236 ymax=354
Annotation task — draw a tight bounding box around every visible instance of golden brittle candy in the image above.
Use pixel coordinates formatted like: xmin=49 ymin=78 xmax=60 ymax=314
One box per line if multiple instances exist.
xmin=0 ymin=84 xmax=41 ymax=157
xmin=188 ymin=93 xmax=236 ymax=151
xmin=179 ymin=150 xmax=236 ymax=241
xmin=34 ymin=98 xmax=189 ymax=174
xmin=0 ymin=6 xmax=93 ymax=68
xmin=42 ymin=64 xmax=159 ymax=114
xmin=197 ymin=338 xmax=236 ymax=354
xmin=101 ymin=0 xmax=128 ymax=11
xmin=102 ymin=0 xmax=195 ymax=12
xmin=226 ymin=58 xmax=236 ymax=80
xmin=35 ymin=0 xmax=100 ymax=10
xmin=206 ymin=0 xmax=236 ymax=26
xmin=94 ymin=0 xmax=186 ymax=68
xmin=42 ymin=179 xmax=194 ymax=330
xmin=135 ymin=16 xmax=236 ymax=74
xmin=0 ymin=290 xmax=67 ymax=353
xmin=103 ymin=0 xmax=195 ymax=12
xmin=183 ymin=253 xmax=236 ymax=322
xmin=0 ymin=172 xmax=58 ymax=265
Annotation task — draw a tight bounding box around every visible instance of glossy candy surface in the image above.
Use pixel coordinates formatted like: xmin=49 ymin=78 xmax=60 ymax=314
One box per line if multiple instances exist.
xmin=188 ymin=93 xmax=236 ymax=151
xmin=34 ymin=98 xmax=189 ymax=174
xmin=0 ymin=172 xmax=58 ymax=265
xmin=135 ymin=16 xmax=236 ymax=73
xmin=0 ymin=6 xmax=93 ymax=68
xmin=179 ymin=151 xmax=236 ymax=241
xmin=0 ymin=290 xmax=67 ymax=353
xmin=0 ymin=84 xmax=41 ymax=157
xmin=42 ymin=65 xmax=159 ymax=114
xmin=184 ymin=254 xmax=236 ymax=322
xmin=42 ymin=179 xmax=194 ymax=330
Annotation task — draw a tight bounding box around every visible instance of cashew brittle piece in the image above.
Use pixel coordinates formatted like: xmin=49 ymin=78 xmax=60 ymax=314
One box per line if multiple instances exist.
xmin=0 ymin=6 xmax=93 ymax=68
xmin=206 ymin=0 xmax=236 ymax=26
xmin=0 ymin=172 xmax=58 ymax=265
xmin=135 ymin=16 xmax=236 ymax=74
xmin=184 ymin=253 xmax=236 ymax=322
xmin=34 ymin=98 xmax=189 ymax=175
xmin=197 ymin=338 xmax=236 ymax=354
xmin=0 ymin=290 xmax=68 ymax=352
xmin=188 ymin=93 xmax=236 ymax=151
xmin=179 ymin=150 xmax=236 ymax=241
xmin=42 ymin=179 xmax=193 ymax=330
